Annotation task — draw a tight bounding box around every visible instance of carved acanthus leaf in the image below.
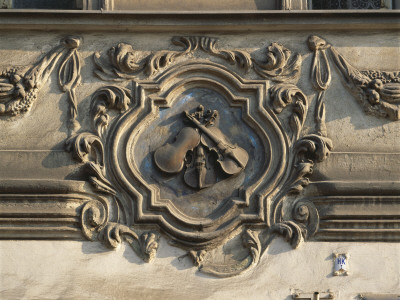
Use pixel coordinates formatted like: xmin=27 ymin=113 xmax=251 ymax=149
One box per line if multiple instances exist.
xmin=177 ymin=36 xmax=253 ymax=73
xmin=90 ymin=86 xmax=132 ymax=138
xmin=94 ymin=37 xmax=301 ymax=83
xmin=253 ymin=42 xmax=302 ymax=82
xmin=139 ymin=232 xmax=160 ymax=263
xmin=65 ymin=132 xmax=116 ymax=195
xmin=100 ymin=224 xmax=160 ymax=262
xmin=282 ymin=134 xmax=333 ymax=195
xmin=269 ymin=221 xmax=303 ymax=249
xmin=288 ymin=160 xmax=314 ymax=194
xmin=81 ymin=201 xmax=159 ymax=262
xmin=188 ymin=250 xmax=207 ymax=267
xmin=295 ymin=134 xmax=333 ymax=164
xmin=270 ymin=84 xmax=308 ymax=143
xmin=94 ymin=39 xmax=194 ymax=80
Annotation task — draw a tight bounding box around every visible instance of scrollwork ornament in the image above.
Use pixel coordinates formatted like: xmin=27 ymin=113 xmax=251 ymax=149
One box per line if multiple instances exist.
xmin=264 ymin=88 xmax=332 ymax=267
xmin=269 ymin=221 xmax=303 ymax=249
xmin=90 ymin=85 xmax=133 ymax=137
xmin=80 ymin=202 xmax=160 ymax=262
xmin=270 ymin=84 xmax=308 ymax=143
xmin=94 ymin=36 xmax=302 ymax=83
xmin=292 ymin=200 xmax=320 ymax=239
xmin=253 ymin=42 xmax=302 ymax=83
xmin=81 ymin=201 xmax=109 ymax=241
xmin=266 ymin=133 xmax=331 ymax=255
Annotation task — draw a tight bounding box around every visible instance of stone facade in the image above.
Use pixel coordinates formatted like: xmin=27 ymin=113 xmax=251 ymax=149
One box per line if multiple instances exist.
xmin=0 ymin=9 xmax=399 ymax=300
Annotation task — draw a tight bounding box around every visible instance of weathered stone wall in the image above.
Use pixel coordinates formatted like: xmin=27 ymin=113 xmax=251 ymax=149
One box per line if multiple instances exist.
xmin=0 ymin=11 xmax=399 ymax=299
xmin=1 ymin=239 xmax=400 ymax=299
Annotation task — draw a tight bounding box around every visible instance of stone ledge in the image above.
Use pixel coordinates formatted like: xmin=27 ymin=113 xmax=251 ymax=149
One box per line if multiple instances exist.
xmin=0 ymin=10 xmax=399 ymax=32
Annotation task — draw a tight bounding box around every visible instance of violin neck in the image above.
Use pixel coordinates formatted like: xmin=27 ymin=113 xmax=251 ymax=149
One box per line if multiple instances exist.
xmin=187 ymin=114 xmax=222 ymax=146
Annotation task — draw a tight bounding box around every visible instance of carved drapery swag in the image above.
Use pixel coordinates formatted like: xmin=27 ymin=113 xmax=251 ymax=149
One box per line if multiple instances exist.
xmin=1 ymin=35 xmax=399 ymax=277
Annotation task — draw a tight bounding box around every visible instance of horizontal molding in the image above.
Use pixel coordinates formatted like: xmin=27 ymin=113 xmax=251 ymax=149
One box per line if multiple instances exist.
xmin=0 ymin=226 xmax=83 ymax=239
xmin=0 ymin=179 xmax=103 ymax=240
xmin=314 ymin=231 xmax=400 ymax=242
xmin=0 ymin=11 xmax=399 ymax=32
xmin=312 ymin=152 xmax=400 ymax=182
xmin=307 ymin=195 xmax=400 ymax=242
xmin=308 ymin=181 xmax=400 ymax=196
xmin=0 ymin=179 xmax=89 ymax=194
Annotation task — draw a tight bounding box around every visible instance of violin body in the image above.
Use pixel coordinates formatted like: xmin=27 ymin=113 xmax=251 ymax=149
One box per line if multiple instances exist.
xmin=184 ymin=111 xmax=249 ymax=176
xmin=200 ymin=128 xmax=249 ymax=176
xmin=154 ymin=127 xmax=200 ymax=174
xmin=184 ymin=145 xmax=216 ymax=189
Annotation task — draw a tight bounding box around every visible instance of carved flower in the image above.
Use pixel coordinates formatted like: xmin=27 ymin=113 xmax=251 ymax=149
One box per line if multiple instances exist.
xmin=369 ymin=79 xmax=383 ymax=91
xmin=108 ymin=43 xmax=140 ymax=73
xmin=0 ymin=72 xmax=26 ymax=103
xmin=367 ymin=89 xmax=380 ymax=105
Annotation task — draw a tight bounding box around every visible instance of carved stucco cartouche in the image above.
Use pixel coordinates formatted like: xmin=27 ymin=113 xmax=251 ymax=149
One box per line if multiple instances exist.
xmin=64 ymin=35 xmax=334 ymax=277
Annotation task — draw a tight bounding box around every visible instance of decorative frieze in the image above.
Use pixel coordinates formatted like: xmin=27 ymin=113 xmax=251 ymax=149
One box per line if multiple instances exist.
xmin=0 ymin=34 xmax=399 ymax=277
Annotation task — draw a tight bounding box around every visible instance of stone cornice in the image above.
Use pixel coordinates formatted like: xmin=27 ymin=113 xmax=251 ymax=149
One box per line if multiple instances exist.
xmin=0 ymin=10 xmax=399 ymax=32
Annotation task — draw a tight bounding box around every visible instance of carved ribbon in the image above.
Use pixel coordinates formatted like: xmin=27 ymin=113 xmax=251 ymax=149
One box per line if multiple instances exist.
xmin=308 ymin=35 xmax=332 ymax=92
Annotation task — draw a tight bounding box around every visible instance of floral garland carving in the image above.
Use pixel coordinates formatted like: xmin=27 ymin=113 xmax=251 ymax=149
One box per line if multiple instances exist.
xmin=308 ymin=35 xmax=400 ymax=121
xmin=0 ymin=36 xmax=82 ymax=134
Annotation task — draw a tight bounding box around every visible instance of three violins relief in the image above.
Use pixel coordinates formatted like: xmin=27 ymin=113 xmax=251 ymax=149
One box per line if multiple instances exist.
xmin=154 ymin=105 xmax=249 ymax=189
